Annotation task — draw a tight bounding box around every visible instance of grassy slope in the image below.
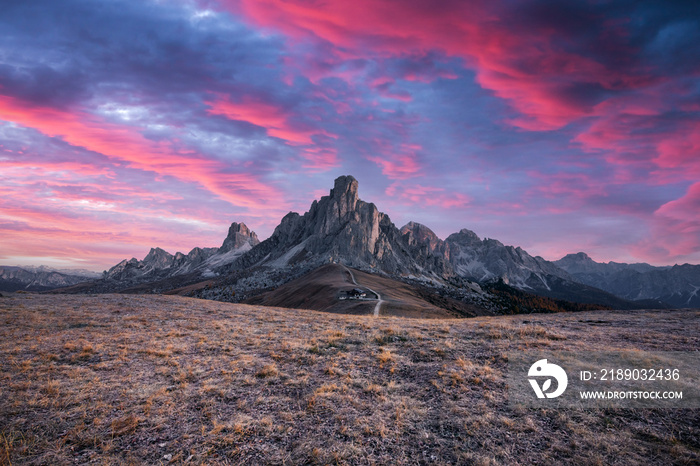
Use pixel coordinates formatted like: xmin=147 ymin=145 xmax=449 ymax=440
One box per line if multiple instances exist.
xmin=349 ymin=267 xmax=489 ymax=318
xmin=243 ymin=264 xmax=376 ymax=316
xmin=0 ymin=294 xmax=698 ymax=465
xmin=245 ymin=264 xmax=484 ymax=318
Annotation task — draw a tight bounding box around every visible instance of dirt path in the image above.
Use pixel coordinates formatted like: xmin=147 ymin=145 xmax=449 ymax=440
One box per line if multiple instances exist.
xmin=343 ymin=265 xmax=382 ymax=317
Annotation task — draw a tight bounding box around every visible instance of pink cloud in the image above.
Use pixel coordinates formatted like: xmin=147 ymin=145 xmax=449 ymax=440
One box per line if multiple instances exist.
xmin=656 ymin=183 xmax=700 ymax=221
xmin=224 ymin=0 xmax=648 ymax=130
xmin=386 ymin=182 xmax=471 ymax=209
xmin=0 ymin=175 xmax=242 ymax=270
xmin=206 ymin=93 xmax=339 ymax=169
xmin=0 ymin=214 xmax=223 ymax=270
xmin=0 ymin=93 xmax=285 ymax=210
xmin=0 ymin=91 xmax=298 ymax=268
xmin=402 ymin=69 xmax=459 ymax=83
xmin=525 ymin=171 xmax=608 ymax=214
xmin=207 ymin=94 xmax=315 ymax=145
xmin=654 ymin=121 xmax=700 ymax=172
xmin=574 ymin=91 xmax=700 ymax=184
xmin=367 ymin=153 xmax=421 ymax=180
xmin=377 ymin=87 xmax=412 ymax=102
xmin=633 ymin=183 xmax=700 ymax=262
xmin=300 ymin=147 xmax=339 ymax=171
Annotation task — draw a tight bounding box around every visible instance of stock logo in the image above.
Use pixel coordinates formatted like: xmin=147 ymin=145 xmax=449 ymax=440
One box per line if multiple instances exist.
xmin=528 ymin=359 xmax=568 ymax=399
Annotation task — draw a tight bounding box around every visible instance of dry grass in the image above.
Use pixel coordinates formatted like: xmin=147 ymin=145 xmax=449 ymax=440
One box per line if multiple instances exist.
xmin=0 ymin=294 xmax=699 ymax=465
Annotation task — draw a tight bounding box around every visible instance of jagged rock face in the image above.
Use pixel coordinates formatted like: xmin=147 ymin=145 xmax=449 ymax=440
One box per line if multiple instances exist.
xmin=447 ymin=229 xmax=481 ymax=248
xmin=104 ymin=247 xmax=178 ymax=281
xmin=555 ymin=252 xmax=596 ymax=274
xmin=400 ymin=222 xmax=452 ymax=276
xmin=233 ymin=177 xmax=576 ymax=285
xmin=555 ymin=254 xmax=700 ymax=307
xmin=92 ymin=176 xmax=614 ymax=296
xmin=316 ymin=176 xmax=360 ymax=236
xmin=103 ymin=222 xmax=259 ymax=283
xmin=182 ymin=247 xmax=210 ymax=267
xmin=220 ymin=222 xmax=260 ymax=252
xmin=234 ymin=175 xmax=431 ymax=276
xmin=445 ymin=229 xmax=570 ymax=290
xmin=401 ymin=222 xmax=441 ymax=252
xmin=144 ymin=248 xmax=175 ymax=269
xmin=88 ymin=174 xmax=700 ymax=308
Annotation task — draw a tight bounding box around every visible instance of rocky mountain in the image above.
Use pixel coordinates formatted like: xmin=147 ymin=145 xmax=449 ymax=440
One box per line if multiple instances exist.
xmin=444 ymin=228 xmax=570 ymax=288
xmin=555 ymin=252 xmax=660 ymax=277
xmin=104 ymin=247 xmax=215 ymax=282
xmin=0 ymin=266 xmax=96 ymax=292
xmin=399 ymin=221 xmax=452 ymax=277
xmin=395 ymin=225 xmax=643 ymax=308
xmin=102 ymin=222 xmax=259 ymax=286
xmin=555 ymin=253 xmax=700 ymax=307
xmin=229 ymin=176 xmax=447 ymax=279
xmin=222 ymin=176 xmax=579 ymax=293
xmin=18 ymin=265 xmax=101 ymax=279
xmin=220 ymin=222 xmax=259 ymax=252
xmin=213 ymin=176 xmax=644 ymax=308
xmin=57 ymin=175 xmax=688 ymax=310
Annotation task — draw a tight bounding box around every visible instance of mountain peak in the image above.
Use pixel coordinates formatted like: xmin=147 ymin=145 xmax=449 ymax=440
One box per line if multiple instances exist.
xmin=559 ymin=252 xmax=593 ymax=263
xmin=400 ymin=221 xmax=440 ymax=245
xmin=235 ymin=174 xmax=433 ymax=273
xmin=144 ymin=247 xmax=171 ymax=261
xmin=220 ymin=222 xmax=260 ymax=252
xmin=329 ymin=175 xmax=359 ymax=214
xmin=401 ymin=220 xmax=428 ymax=231
xmin=446 ymin=228 xmax=481 ymax=245
xmin=331 ymin=175 xmax=358 ymax=196
xmin=230 ymin=222 xmax=250 ymax=236
xmin=142 ymin=247 xmax=175 ymax=269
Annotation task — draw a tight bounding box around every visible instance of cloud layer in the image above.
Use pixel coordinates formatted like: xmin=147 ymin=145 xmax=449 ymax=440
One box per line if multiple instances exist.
xmin=1 ymin=0 xmax=699 ymax=269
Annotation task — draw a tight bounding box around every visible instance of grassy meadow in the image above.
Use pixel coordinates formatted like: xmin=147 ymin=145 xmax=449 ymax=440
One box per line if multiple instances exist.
xmin=1 ymin=293 xmax=699 ymax=465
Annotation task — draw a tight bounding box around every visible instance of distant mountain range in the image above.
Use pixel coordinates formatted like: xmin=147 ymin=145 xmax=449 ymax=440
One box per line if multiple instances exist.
xmin=0 ymin=265 xmax=101 ymax=292
xmin=555 ymin=252 xmax=700 ymax=308
xmin=103 ymin=222 xmax=259 ymax=284
xmin=5 ymin=175 xmax=699 ymax=311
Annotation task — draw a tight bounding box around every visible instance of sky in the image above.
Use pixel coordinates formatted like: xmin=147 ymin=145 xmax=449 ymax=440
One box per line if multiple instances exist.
xmin=1 ymin=0 xmax=699 ymax=271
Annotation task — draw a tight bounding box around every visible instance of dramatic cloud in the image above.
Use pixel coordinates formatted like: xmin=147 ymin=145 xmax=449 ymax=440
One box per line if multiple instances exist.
xmin=638 ymin=183 xmax=700 ymax=263
xmin=1 ymin=0 xmax=698 ymax=268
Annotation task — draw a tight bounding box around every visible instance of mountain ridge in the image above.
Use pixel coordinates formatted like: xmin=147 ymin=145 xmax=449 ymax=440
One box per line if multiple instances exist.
xmin=227 ymin=175 xmax=449 ymax=279
xmin=0 ymin=266 xmax=99 ymax=292
xmin=31 ymin=175 xmax=697 ymax=311
xmin=555 ymin=253 xmax=700 ymax=307
xmin=102 ymin=221 xmax=260 ymax=286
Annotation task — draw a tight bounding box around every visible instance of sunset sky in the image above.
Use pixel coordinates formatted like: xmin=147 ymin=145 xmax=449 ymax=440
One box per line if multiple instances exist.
xmin=1 ymin=0 xmax=699 ymax=271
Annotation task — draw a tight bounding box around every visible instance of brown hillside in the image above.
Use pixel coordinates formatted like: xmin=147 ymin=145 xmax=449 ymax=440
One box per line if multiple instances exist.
xmin=244 ymin=264 xmax=486 ymax=318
